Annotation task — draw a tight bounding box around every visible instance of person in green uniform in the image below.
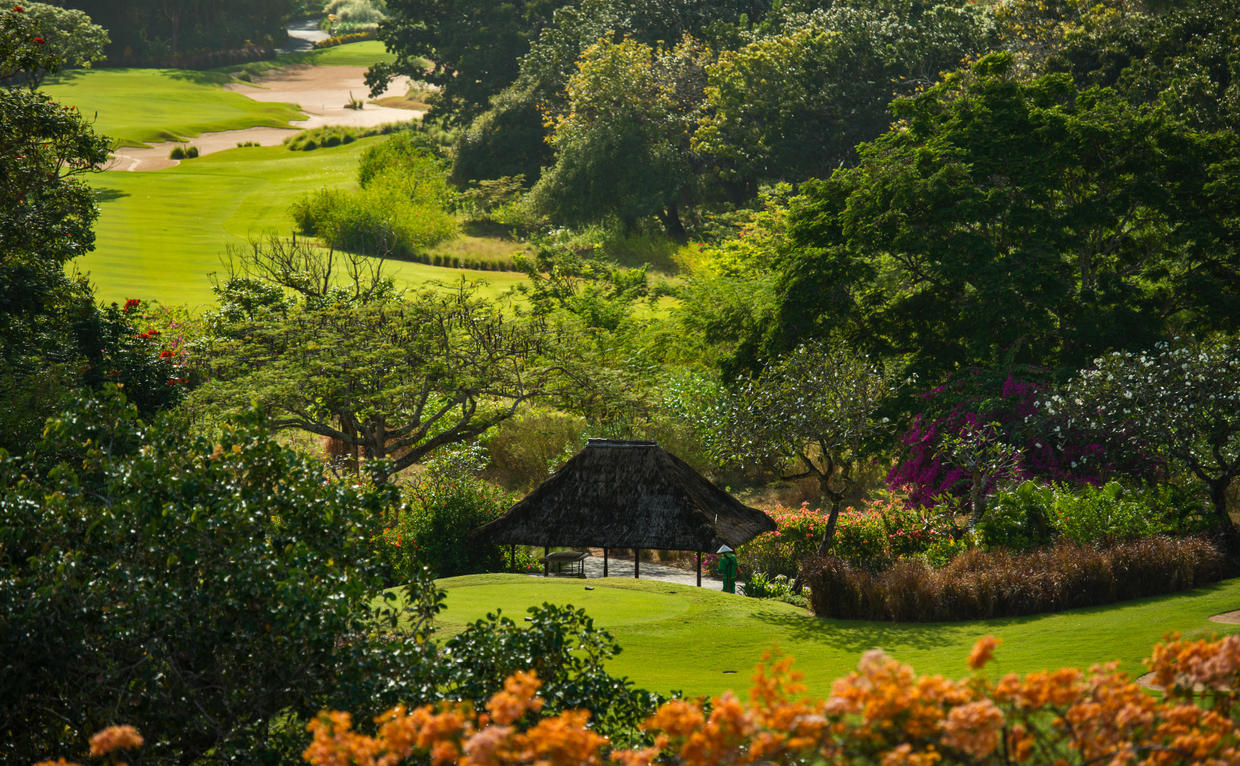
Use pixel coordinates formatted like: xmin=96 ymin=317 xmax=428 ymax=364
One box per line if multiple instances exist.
xmin=717 ymin=544 xmax=738 ymax=593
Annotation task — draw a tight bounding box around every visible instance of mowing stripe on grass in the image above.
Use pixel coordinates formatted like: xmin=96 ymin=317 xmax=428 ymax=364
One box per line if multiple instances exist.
xmin=426 ymin=574 xmax=1240 ymax=699
xmin=83 ymin=140 xmax=524 ymax=307
xmin=44 ymin=69 xmax=307 ymax=147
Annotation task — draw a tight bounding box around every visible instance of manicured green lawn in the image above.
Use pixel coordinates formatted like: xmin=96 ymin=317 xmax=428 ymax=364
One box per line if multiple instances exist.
xmin=274 ymin=40 xmax=398 ymax=67
xmin=424 ymin=574 xmax=1240 ymax=699
xmin=42 ymin=43 xmax=399 ymax=147
xmin=43 ymin=69 xmax=306 ymax=147
xmin=83 ymin=140 xmax=525 ymax=307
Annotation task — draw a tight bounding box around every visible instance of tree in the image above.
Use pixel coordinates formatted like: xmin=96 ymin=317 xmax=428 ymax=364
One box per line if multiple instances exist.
xmin=10 ymin=2 xmax=108 ymax=86
xmin=694 ymin=3 xmax=994 ymax=189
xmin=192 ymin=245 xmax=562 ymax=482
xmin=56 ymin=0 xmax=295 ymax=60
xmin=712 ymin=341 xmax=899 ymax=555
xmin=528 ymin=34 xmax=711 ymax=238
xmin=0 ymin=391 xmax=445 ymax=764
xmin=368 ymin=0 xmax=570 ymax=125
xmin=760 ymin=52 xmax=1240 ymax=391
xmin=449 ymin=0 xmax=772 ymax=186
xmin=1 ymin=5 xmax=179 ymax=452
xmin=1045 ymin=339 xmax=1240 ymax=540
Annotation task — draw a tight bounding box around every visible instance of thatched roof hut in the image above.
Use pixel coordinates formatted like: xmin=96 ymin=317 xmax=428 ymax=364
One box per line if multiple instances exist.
xmin=473 ymin=439 xmax=776 ymax=554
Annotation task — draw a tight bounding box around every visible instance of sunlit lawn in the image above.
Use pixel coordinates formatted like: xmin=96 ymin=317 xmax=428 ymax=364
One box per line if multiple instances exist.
xmin=411 ymin=574 xmax=1240 ymax=699
xmin=43 ymin=42 xmax=401 ymax=147
xmin=83 ymin=140 xmax=525 ymax=308
xmin=44 ymin=69 xmax=306 ymax=147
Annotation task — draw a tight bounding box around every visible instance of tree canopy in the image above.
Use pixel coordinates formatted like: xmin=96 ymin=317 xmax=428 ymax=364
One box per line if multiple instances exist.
xmin=192 ymin=244 xmax=564 ymax=482
xmin=759 ymin=52 xmax=1240 ymax=388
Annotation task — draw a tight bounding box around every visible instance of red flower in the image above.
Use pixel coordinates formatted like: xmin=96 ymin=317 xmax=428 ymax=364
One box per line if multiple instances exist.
xmin=14 ymin=6 xmax=24 ymax=12
xmin=33 ymin=36 xmax=44 ymax=44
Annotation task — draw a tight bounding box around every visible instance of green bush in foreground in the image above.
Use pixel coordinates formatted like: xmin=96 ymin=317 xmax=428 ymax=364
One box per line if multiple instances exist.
xmin=0 ymin=390 xmax=441 ymax=764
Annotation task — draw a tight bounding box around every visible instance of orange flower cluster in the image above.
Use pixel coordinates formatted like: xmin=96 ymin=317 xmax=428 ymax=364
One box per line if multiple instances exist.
xmin=303 ymin=670 xmax=606 ymax=766
xmin=303 ymin=636 xmax=1240 ymax=766
xmin=34 ymin=635 xmax=1240 ymax=766
xmin=34 ymin=725 xmax=144 ymax=766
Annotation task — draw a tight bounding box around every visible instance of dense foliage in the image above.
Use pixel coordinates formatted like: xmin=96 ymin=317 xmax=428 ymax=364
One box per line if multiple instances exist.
xmin=0 ymin=5 xmax=181 ymax=453
xmin=290 ymin=133 xmax=458 ymax=260
xmin=762 ymin=52 xmax=1240 ymax=388
xmin=0 ymin=392 xmax=444 ymax=764
xmin=57 ymin=0 xmax=296 ymax=61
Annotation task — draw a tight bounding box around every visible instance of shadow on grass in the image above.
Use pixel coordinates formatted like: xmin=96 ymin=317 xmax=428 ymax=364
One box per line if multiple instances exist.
xmin=92 ymin=186 xmax=130 ymax=203
xmin=752 ymin=577 xmax=1240 ymax=654
xmin=164 ymin=69 xmax=234 ymax=86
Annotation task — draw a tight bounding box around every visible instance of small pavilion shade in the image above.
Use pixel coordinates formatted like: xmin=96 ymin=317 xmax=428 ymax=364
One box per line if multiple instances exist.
xmin=472 ymin=439 xmax=776 ymax=551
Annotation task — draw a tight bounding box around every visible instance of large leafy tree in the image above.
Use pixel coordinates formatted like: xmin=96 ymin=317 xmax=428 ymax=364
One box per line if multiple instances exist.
xmin=760 ymin=52 xmax=1240 ymax=390
xmin=450 ymin=0 xmax=771 ymax=185
xmin=1 ymin=5 xmax=179 ymax=451
xmin=708 ymin=342 xmax=899 ymax=554
xmin=192 ymin=245 xmax=562 ymax=482
xmin=0 ymin=392 xmax=444 ymax=764
xmin=368 ymin=0 xmax=570 ymax=125
xmin=695 ymin=3 xmax=994 ymax=189
xmin=528 ymin=34 xmax=711 ymax=238
xmin=1046 ymin=339 xmax=1240 ymax=540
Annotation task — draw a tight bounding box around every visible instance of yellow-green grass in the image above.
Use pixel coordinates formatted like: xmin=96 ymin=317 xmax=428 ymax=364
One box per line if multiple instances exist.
xmin=83 ymin=140 xmax=525 ymax=308
xmin=44 ymin=68 xmax=306 ymax=147
xmin=423 ymin=574 xmax=1240 ymax=699
xmin=270 ymin=40 xmax=398 ymax=67
xmin=43 ymin=43 xmax=400 ymax=148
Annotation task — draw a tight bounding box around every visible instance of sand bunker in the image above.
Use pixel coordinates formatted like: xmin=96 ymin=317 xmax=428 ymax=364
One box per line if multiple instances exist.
xmin=109 ymin=65 xmax=418 ymax=171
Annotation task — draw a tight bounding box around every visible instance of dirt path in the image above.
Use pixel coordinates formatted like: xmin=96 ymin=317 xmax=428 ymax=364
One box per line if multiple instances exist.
xmin=108 ymin=65 xmax=418 ymax=171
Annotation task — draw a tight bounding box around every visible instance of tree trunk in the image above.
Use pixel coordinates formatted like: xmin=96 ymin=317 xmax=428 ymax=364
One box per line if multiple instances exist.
xmin=659 ymin=203 xmax=686 ymax=242
xmin=815 ymin=495 xmax=845 ymax=556
xmin=1210 ymin=476 xmax=1239 ymax=553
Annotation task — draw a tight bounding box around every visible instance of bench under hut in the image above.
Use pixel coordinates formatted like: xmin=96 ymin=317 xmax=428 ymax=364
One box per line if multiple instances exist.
xmin=472 ymin=438 xmax=776 ymax=586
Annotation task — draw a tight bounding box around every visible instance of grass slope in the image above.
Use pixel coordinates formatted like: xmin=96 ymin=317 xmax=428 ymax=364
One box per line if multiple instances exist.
xmin=83 ymin=140 xmax=525 ymax=307
xmin=43 ymin=42 xmax=399 ymax=148
xmin=428 ymin=574 xmax=1240 ymax=699
xmin=44 ymin=69 xmax=306 ymax=147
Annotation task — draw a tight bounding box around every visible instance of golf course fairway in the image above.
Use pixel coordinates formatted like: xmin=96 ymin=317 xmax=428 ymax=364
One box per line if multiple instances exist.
xmin=428 ymin=574 xmax=1240 ymax=699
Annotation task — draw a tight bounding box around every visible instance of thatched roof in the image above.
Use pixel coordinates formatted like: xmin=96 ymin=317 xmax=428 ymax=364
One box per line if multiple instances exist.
xmin=473 ymin=439 xmax=776 ymax=551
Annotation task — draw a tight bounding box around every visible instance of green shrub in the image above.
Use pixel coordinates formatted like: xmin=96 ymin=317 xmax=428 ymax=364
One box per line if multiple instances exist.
xmin=0 ymin=393 xmax=442 ymax=763
xmin=378 ymin=446 xmax=517 ymax=579
xmin=743 ymin=572 xmax=808 ymax=607
xmin=1048 ymin=481 xmax=1176 ymax=544
xmin=805 ymin=535 xmax=1227 ymax=622
xmin=439 ymin=603 xmax=663 ymax=746
xmin=980 ymin=480 xmax=1055 ymax=551
xmin=921 ymin=535 xmax=971 ymax=568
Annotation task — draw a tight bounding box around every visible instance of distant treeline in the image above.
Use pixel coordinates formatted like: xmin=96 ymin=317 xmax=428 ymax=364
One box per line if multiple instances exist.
xmin=51 ymin=0 xmax=296 ymax=65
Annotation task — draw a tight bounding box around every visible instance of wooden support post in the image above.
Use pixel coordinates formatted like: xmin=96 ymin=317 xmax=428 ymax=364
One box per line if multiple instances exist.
xmin=697 ymin=550 xmax=702 ymax=587
xmin=543 ymin=545 xmax=550 ymax=577
xmin=635 ymin=549 xmax=640 ymax=579
xmin=603 ymin=547 xmax=609 ymax=578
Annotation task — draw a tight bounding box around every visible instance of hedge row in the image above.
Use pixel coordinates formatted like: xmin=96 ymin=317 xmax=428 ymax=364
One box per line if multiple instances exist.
xmin=313 ymin=31 xmax=376 ymax=49
xmin=805 ymin=535 xmax=1228 ymax=622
